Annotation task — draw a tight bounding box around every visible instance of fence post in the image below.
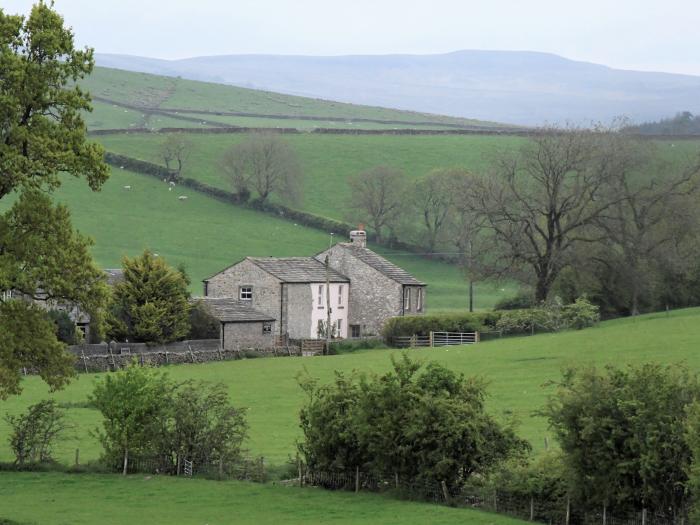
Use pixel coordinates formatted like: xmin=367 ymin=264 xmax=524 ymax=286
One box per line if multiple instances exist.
xmin=441 ymin=480 xmax=450 ymax=505
xmin=429 ymin=331 xmax=434 ymax=347
xmin=355 ymin=466 xmax=360 ymax=493
xmin=81 ymin=348 xmax=88 ymax=373
xmin=493 ymin=490 xmax=498 ymax=512
xmin=530 ymin=496 xmax=534 ymax=521
xmin=602 ymin=504 xmax=606 ymax=525
xmin=642 ymin=508 xmax=647 ymax=525
xmin=218 ymin=457 xmax=223 ymax=480
xmin=297 ymin=456 xmax=303 ymax=487
xmin=565 ymin=495 xmax=570 ymax=525
xmin=75 ymin=448 xmax=80 ymax=467
xmin=395 ymin=472 xmax=399 ymax=489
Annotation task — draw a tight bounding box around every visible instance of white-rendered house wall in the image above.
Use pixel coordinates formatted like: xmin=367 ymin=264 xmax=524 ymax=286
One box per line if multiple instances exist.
xmin=309 ymin=282 xmax=349 ymax=338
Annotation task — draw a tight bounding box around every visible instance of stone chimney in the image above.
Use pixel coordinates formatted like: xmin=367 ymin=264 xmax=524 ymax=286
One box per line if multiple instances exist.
xmin=349 ymin=229 xmax=367 ymax=248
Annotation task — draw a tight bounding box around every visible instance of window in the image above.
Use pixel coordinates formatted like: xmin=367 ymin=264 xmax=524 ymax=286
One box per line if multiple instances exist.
xmin=337 ymin=319 xmax=343 ymax=334
xmin=262 ymin=321 xmax=272 ymax=335
xmin=403 ymin=287 xmax=411 ymax=311
xmin=417 ymin=288 xmax=424 ymax=312
xmin=338 ymin=285 xmax=343 ymax=306
xmin=318 ymin=285 xmax=323 ymax=307
xmin=350 ymin=324 xmax=361 ymax=338
xmin=239 ymin=286 xmax=253 ymax=301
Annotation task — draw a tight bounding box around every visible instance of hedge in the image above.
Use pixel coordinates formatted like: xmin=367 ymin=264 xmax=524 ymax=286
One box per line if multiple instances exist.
xmin=382 ymin=312 xmax=502 ymax=341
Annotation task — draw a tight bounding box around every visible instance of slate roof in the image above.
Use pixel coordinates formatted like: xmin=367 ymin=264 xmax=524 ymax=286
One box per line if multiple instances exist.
xmin=248 ymin=257 xmax=349 ymax=283
xmin=200 ymin=297 xmax=275 ymax=323
xmin=335 ymin=244 xmax=426 ymax=286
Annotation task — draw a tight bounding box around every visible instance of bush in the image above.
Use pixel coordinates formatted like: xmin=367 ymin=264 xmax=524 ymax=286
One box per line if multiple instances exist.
xmin=47 ymin=309 xmax=81 ymax=345
xmin=328 ymin=338 xmax=386 ymax=354
xmin=494 ymin=291 xmax=535 ymax=311
xmin=4 ymin=400 xmax=71 ymax=465
xmin=495 ymin=297 xmax=599 ymax=335
xmin=382 ymin=312 xmax=501 ymax=341
xmin=188 ymin=301 xmax=220 ymax=339
xmin=298 ymin=354 xmax=530 ymax=491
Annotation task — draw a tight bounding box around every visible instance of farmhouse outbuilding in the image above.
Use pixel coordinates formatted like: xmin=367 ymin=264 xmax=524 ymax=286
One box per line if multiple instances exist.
xmin=201 ymin=297 xmax=276 ymax=350
xmin=203 ymin=229 xmax=426 ymax=339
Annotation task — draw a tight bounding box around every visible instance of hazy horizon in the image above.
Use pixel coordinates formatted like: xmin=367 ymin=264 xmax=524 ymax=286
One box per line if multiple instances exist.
xmin=4 ymin=0 xmax=700 ymax=76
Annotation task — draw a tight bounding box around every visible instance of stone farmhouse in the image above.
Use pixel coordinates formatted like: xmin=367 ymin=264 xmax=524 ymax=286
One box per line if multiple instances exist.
xmin=202 ymin=230 xmax=426 ymax=349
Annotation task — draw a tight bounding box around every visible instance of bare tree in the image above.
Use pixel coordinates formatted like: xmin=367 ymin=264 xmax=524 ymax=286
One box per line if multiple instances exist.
xmin=160 ymin=134 xmax=191 ymax=181
xmin=220 ymin=133 xmax=303 ymax=205
xmin=348 ymin=166 xmax=407 ymax=244
xmin=470 ymin=126 xmax=622 ymax=302
xmin=411 ymin=168 xmax=466 ymax=253
xmin=595 ymin=136 xmax=700 ymax=314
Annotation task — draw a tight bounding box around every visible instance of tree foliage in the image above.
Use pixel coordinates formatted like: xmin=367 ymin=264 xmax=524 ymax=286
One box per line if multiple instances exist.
xmin=159 ymin=133 xmax=191 ymax=181
xmin=299 ymin=354 xmax=529 ymax=490
xmin=107 ymin=251 xmax=191 ymax=344
xmin=220 ymin=132 xmax=302 ymax=204
xmin=544 ymin=363 xmax=700 ymax=514
xmin=0 ymin=3 xmax=109 ymax=397
xmin=4 ymin=399 xmax=71 ymax=465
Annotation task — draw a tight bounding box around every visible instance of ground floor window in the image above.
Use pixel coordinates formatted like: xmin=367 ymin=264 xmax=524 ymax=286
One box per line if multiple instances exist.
xmin=350 ymin=324 xmax=361 ymax=338
xmin=337 ymin=319 xmax=343 ymax=333
xmin=262 ymin=321 xmax=272 ymax=335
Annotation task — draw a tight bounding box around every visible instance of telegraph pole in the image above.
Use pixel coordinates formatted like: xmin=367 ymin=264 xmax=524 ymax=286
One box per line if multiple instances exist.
xmin=324 ymin=233 xmax=334 ymax=355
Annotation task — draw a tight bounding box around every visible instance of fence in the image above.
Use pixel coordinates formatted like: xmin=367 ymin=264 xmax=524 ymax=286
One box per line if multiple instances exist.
xmin=299 ymin=468 xmax=687 ymax=525
xmin=392 ymin=331 xmax=479 ymax=348
xmin=115 ymin=454 xmax=267 ymax=482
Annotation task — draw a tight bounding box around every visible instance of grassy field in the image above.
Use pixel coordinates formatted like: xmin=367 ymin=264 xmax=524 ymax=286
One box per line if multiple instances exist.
xmin=0 ymin=167 xmax=507 ymax=310
xmin=82 ymin=67 xmax=504 ymax=129
xmin=96 ymin=132 xmax=700 ymax=223
xmin=0 ymin=472 xmax=524 ymax=525
xmin=1 ymin=307 xmax=697 ymax=468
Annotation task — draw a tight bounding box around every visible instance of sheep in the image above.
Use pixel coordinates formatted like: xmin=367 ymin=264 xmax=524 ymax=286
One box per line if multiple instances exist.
xmin=123 ymin=185 xmax=131 ymax=190
xmin=178 ymin=195 xmax=188 ymax=201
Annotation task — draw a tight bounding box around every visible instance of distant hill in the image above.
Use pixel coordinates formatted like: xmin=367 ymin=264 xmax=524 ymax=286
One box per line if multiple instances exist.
xmin=95 ymin=50 xmax=700 ymax=126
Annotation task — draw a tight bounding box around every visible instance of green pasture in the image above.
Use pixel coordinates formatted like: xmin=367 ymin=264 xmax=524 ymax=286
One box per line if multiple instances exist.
xmin=0 ymin=472 xmax=524 ymax=525
xmin=0 ymin=167 xmax=499 ymax=310
xmin=82 ymin=67 xmax=500 ymax=129
xmin=1 ymin=307 xmax=697 ymax=469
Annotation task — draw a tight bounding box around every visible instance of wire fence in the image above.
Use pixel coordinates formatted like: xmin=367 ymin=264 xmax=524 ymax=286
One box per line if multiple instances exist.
xmin=112 ymin=454 xmax=267 ymax=482
xmin=298 ymin=469 xmax=689 ymax=525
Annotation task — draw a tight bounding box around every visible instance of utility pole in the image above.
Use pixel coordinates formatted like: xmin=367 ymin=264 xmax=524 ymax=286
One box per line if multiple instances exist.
xmin=325 ymin=254 xmax=332 ymax=355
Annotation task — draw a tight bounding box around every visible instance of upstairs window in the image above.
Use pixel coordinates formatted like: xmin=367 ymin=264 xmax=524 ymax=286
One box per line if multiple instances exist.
xmin=318 ymin=285 xmax=323 ymax=307
xmin=338 ymin=285 xmax=343 ymax=306
xmin=403 ymin=287 xmax=411 ymax=311
xmin=417 ymin=288 xmax=424 ymax=312
xmin=239 ymin=286 xmax=253 ymax=301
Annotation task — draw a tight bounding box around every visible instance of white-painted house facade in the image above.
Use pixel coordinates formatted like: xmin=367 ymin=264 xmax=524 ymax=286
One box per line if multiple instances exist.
xmin=203 ymin=230 xmax=426 ymax=341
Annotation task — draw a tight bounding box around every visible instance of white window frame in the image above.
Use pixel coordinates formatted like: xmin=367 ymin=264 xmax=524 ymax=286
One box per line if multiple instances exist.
xmin=239 ymin=286 xmax=253 ymax=301
xmin=338 ymin=285 xmax=343 ymax=306
xmin=417 ymin=288 xmax=423 ymax=312
xmin=403 ymin=287 xmax=411 ymax=311
xmin=318 ymin=284 xmax=323 ymax=307
xmin=337 ymin=319 xmax=343 ymax=333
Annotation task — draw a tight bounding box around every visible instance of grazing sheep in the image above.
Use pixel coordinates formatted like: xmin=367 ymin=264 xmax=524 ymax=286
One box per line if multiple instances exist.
xmin=123 ymin=185 xmax=131 ymax=190
xmin=178 ymin=195 xmax=188 ymax=200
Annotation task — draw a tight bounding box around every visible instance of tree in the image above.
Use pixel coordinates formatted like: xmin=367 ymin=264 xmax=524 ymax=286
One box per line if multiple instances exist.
xmin=91 ymin=363 xmax=173 ymax=475
xmin=168 ymin=381 xmax=248 ymax=470
xmin=544 ymin=364 xmax=700 ymax=515
xmin=188 ymin=300 xmax=220 ymax=339
xmin=108 ymin=251 xmax=191 ymax=344
xmin=220 ymin=132 xmax=302 ymax=204
xmin=159 ymin=133 xmax=191 ymax=181
xmin=348 ymin=166 xmax=407 ymax=244
xmin=4 ymin=399 xmax=71 ymax=465
xmin=411 ymin=168 xmax=464 ymax=253
xmin=298 ymin=354 xmax=529 ymax=491
xmin=0 ymin=3 xmax=109 ymax=397
xmin=469 ymin=126 xmax=620 ymax=302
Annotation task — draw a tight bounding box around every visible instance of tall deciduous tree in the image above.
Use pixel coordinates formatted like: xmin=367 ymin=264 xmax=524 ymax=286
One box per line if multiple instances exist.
xmin=0 ymin=3 xmax=109 ymax=397
xmin=348 ymin=166 xmax=407 ymax=244
xmin=108 ymin=251 xmax=191 ymax=344
xmin=220 ymin=132 xmax=302 ymax=204
xmin=159 ymin=133 xmax=191 ymax=181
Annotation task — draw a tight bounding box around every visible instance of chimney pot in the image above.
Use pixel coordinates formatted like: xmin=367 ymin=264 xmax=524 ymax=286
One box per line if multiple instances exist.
xmin=349 ymin=229 xmax=367 ymax=248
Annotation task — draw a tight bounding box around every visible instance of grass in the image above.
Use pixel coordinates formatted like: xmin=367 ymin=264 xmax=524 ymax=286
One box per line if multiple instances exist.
xmin=82 ymin=67 xmax=504 ymax=129
xmin=97 ymin=132 xmax=700 ymax=223
xmin=0 ymin=167 xmax=505 ymax=310
xmin=0 ymin=472 xmax=525 ymax=525
xmin=1 ymin=307 xmax=698 ymax=468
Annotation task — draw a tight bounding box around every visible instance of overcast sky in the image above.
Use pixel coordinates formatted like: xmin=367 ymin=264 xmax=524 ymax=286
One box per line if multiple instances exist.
xmin=5 ymin=0 xmax=700 ymax=76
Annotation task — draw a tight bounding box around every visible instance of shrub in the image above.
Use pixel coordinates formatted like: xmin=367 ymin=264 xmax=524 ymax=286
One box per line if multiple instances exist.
xmin=188 ymin=301 xmax=220 ymax=339
xmin=495 ymin=297 xmax=599 ymax=335
xmin=4 ymin=400 xmax=71 ymax=465
xmin=494 ymin=291 xmax=535 ymax=311
xmin=47 ymin=310 xmax=81 ymax=345
xmin=382 ymin=312 xmax=501 ymax=341
xmin=562 ymin=296 xmax=600 ymax=329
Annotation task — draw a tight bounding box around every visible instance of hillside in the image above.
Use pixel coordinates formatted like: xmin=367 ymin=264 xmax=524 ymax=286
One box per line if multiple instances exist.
xmin=82 ymin=66 xmax=508 ymax=131
xmin=95 ymin=50 xmax=700 ymax=125
xmin=2 ymin=307 xmax=698 ymax=467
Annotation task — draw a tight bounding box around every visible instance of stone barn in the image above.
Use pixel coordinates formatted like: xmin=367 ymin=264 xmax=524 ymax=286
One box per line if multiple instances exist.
xmin=201 ymin=297 xmax=276 ymax=350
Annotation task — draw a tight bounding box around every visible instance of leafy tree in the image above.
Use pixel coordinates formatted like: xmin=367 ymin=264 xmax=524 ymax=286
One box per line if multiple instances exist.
xmin=188 ymin=300 xmax=220 ymax=339
xmin=0 ymin=3 xmax=109 ymax=397
xmin=348 ymin=166 xmax=407 ymax=244
xmin=91 ymin=363 xmax=173 ymax=475
xmin=47 ymin=310 xmax=80 ymax=345
xmin=108 ymin=251 xmax=191 ymax=344
xmin=220 ymin=132 xmax=302 ymax=204
xmin=167 ymin=380 xmax=248 ymax=469
xmin=544 ymin=364 xmax=700 ymax=515
xmin=4 ymin=399 xmax=71 ymax=465
xmin=299 ymin=354 xmax=528 ymax=491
